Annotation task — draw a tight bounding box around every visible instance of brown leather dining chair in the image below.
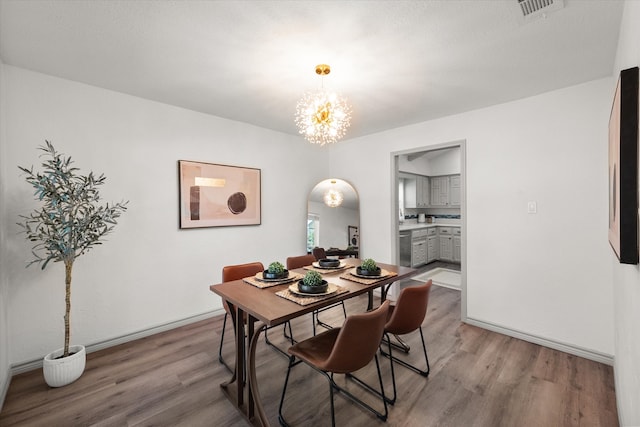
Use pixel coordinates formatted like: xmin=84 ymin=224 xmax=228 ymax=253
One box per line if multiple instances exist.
xmin=278 ymin=300 xmax=391 ymax=426
xmin=312 ymin=247 xmax=326 ymax=260
xmin=218 ymin=262 xmax=264 ymax=374
xmin=286 ymin=254 xmax=347 ymax=335
xmin=380 ymin=279 xmax=433 ymax=404
xmin=218 ymin=262 xmax=295 ymax=373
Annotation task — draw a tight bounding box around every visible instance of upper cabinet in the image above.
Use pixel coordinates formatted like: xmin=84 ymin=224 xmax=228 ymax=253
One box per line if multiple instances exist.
xmin=416 ymin=175 xmax=430 ymax=208
xmin=401 ymin=172 xmax=460 ymax=209
xmin=430 ymin=174 xmax=461 ymax=207
xmin=449 ymin=175 xmax=461 ymax=206
xmin=400 ymin=173 xmax=429 ymax=209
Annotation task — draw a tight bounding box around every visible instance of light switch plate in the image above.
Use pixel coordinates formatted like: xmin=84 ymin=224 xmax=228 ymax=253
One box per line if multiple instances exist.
xmin=527 ymin=201 xmax=537 ymax=214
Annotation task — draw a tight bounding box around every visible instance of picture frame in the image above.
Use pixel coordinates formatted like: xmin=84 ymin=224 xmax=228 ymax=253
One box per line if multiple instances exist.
xmin=348 ymin=225 xmax=359 ymax=248
xmin=608 ymin=66 xmax=639 ymax=264
xmin=178 ymin=160 xmax=261 ymax=229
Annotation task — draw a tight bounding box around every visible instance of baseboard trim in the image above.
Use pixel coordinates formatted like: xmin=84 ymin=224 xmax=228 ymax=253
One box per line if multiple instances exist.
xmin=464 ymin=317 xmax=614 ymax=366
xmin=10 ymin=308 xmax=224 ymax=376
xmin=0 ymin=369 xmax=10 ymax=412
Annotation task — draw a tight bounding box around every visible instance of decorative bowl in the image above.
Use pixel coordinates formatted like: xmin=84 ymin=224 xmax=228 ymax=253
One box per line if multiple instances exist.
xmin=298 ymin=280 xmax=328 ymax=294
xmin=263 ymin=269 xmax=289 ymax=280
xmin=318 ymin=258 xmax=340 ymax=268
xmin=356 ymin=266 xmax=382 ymax=277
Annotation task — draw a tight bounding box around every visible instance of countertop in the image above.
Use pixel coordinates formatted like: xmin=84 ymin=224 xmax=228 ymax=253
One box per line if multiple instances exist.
xmin=399 ymin=221 xmax=461 ymax=231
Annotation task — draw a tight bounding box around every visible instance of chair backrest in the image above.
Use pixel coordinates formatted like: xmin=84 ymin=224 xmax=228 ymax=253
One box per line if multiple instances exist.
xmin=222 ymin=262 xmax=264 ymax=282
xmin=286 ymin=254 xmax=316 ymax=270
xmin=321 ymin=300 xmax=390 ymax=374
xmin=385 ymin=280 xmax=433 ymax=335
xmin=221 ymin=262 xmax=264 ymax=315
xmin=312 ymin=247 xmax=327 ymax=261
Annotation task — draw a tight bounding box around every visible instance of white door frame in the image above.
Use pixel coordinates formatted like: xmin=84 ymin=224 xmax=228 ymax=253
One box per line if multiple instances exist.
xmin=390 ymin=139 xmax=467 ymax=321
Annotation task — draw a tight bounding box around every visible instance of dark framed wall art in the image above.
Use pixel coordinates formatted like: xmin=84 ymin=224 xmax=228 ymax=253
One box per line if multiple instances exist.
xmin=178 ymin=160 xmax=261 ymax=229
xmin=608 ymin=66 xmax=639 ymax=264
xmin=348 ymin=225 xmax=359 ymax=248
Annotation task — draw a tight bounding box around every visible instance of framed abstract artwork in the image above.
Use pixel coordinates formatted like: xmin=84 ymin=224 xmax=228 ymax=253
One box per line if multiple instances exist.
xmin=608 ymin=66 xmax=639 ymax=264
xmin=178 ymin=160 xmax=261 ymax=229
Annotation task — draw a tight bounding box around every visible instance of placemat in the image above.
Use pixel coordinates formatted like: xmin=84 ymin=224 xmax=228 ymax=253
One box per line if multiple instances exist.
xmin=243 ymin=272 xmax=303 ymax=289
xmin=276 ymin=284 xmax=349 ymax=306
xmin=303 ymin=264 xmax=352 ymax=274
xmin=339 ymin=268 xmax=397 ymax=285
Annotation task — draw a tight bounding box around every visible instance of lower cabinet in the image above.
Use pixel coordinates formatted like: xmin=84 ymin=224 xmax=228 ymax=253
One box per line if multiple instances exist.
xmin=453 ymin=228 xmax=461 ymax=262
xmin=411 ymin=238 xmax=427 ymax=267
xmin=411 ymin=228 xmax=429 ymax=267
xmin=438 ymin=227 xmax=453 ymax=261
xmin=406 ymin=226 xmax=461 ymax=267
xmin=427 ymin=235 xmax=438 ymax=263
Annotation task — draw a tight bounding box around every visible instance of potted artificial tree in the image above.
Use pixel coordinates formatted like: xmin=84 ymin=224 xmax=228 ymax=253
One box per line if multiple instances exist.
xmin=17 ymin=141 xmax=128 ymax=387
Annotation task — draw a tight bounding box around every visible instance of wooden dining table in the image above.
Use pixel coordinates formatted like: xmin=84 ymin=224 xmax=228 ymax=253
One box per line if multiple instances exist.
xmin=209 ymin=258 xmax=417 ymax=427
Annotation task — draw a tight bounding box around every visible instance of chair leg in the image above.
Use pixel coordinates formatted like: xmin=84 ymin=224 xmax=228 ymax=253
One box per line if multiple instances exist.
xmin=329 ymin=373 xmax=336 ymax=427
xmin=337 ymin=356 xmax=388 ymax=421
xmin=384 ymin=332 xmax=398 ymax=404
xmin=314 ymin=302 xmax=348 ymax=334
xmin=278 ymin=356 xmax=295 ymax=427
xmin=264 ymin=321 xmax=295 ymax=359
xmin=379 ymin=327 xmax=430 ymax=401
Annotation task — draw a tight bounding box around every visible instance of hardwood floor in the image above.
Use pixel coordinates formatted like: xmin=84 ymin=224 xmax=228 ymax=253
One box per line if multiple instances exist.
xmin=0 ymin=284 xmax=618 ymax=426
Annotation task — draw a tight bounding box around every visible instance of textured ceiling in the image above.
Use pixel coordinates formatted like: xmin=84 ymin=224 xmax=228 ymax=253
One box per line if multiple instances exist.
xmin=0 ymin=0 xmax=625 ymax=140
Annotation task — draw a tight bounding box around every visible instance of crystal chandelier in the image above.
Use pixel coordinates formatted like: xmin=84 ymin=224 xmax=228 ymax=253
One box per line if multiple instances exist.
xmin=323 ymin=180 xmax=344 ymax=207
xmin=295 ymin=64 xmax=352 ymax=146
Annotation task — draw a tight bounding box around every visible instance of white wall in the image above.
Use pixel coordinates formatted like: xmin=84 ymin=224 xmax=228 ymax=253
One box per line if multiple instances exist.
xmin=0 ymin=58 xmax=10 ymax=409
xmin=427 ymin=147 xmax=461 ymax=176
xmin=330 ymin=78 xmax=614 ymax=360
xmin=1 ymin=65 xmax=328 ymax=365
xmin=611 ymin=2 xmax=640 ymax=425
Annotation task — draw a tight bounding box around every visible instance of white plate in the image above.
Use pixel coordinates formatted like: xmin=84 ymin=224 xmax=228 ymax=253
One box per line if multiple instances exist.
xmin=288 ymin=283 xmax=338 ymax=296
xmin=312 ymin=261 xmax=346 ymax=269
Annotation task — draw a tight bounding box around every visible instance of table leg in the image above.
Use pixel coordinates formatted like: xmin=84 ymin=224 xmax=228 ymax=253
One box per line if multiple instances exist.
xmin=221 ymin=302 xmax=238 ymax=388
xmin=367 ymin=282 xmax=394 ymax=310
xmin=236 ymin=307 xmax=245 ymax=407
xmin=248 ymin=321 xmax=269 ymax=427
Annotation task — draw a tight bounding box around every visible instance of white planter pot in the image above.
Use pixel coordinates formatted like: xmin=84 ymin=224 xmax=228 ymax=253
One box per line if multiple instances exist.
xmin=43 ymin=344 xmax=86 ymax=387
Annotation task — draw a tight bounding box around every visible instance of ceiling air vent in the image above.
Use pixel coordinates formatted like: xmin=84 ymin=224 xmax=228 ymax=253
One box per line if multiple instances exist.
xmin=517 ymin=0 xmax=564 ymax=20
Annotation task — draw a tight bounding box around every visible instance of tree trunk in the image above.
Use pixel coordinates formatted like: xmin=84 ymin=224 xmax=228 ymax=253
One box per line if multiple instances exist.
xmin=64 ymin=260 xmax=73 ymax=358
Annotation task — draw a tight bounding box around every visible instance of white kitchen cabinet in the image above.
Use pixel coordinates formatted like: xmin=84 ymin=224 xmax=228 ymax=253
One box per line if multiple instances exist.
xmin=450 ymin=175 xmax=461 ymax=206
xmin=438 ymin=227 xmax=453 ymax=261
xmin=411 ymin=238 xmax=427 ymax=267
xmin=427 ymin=235 xmax=438 ymax=263
xmin=430 ymin=176 xmax=448 ymax=206
xmin=430 ymin=174 xmax=460 ymax=207
xmin=417 ymin=176 xmax=430 ymax=207
xmin=400 ymin=173 xmax=430 ymax=209
xmin=453 ymin=228 xmax=461 ymax=262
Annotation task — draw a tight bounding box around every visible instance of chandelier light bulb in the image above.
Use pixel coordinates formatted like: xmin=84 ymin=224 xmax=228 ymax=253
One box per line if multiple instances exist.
xmin=323 ymin=188 xmax=344 ymax=208
xmin=295 ymin=65 xmax=352 ymax=146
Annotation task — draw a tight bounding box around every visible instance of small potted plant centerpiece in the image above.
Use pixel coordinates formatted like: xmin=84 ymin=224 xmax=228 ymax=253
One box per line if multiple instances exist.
xmin=357 ymin=258 xmax=382 ymax=277
xmin=298 ymin=270 xmax=328 ymax=294
xmin=263 ymin=261 xmax=288 ymax=280
xmin=17 ymin=141 xmax=128 ymax=387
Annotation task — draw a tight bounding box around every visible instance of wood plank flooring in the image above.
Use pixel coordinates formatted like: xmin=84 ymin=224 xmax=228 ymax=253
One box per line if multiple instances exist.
xmin=0 ymin=284 xmax=618 ymax=426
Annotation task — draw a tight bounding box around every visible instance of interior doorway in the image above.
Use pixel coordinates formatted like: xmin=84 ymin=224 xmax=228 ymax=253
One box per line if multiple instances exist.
xmin=390 ymin=140 xmax=467 ymax=321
